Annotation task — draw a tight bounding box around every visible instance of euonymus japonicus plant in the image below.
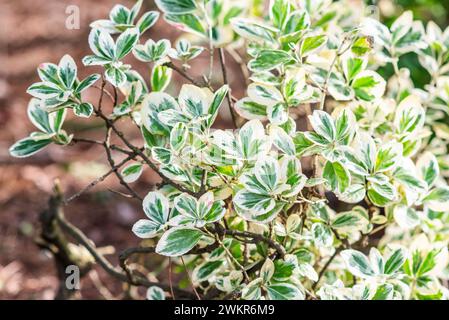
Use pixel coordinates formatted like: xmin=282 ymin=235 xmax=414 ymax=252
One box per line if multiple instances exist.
xmin=10 ymin=0 xmax=449 ymax=300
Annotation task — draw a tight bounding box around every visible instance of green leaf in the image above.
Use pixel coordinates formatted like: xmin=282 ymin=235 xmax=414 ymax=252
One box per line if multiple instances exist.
xmin=416 ymin=152 xmax=439 ymax=187
xmin=344 ymin=57 xmax=364 ymax=82
xmin=109 ymin=4 xmax=130 ymax=24
xmin=27 ymin=99 xmax=54 ymax=133
xmin=323 ymin=161 xmax=350 ymax=193
xmin=268 ymin=103 xmax=288 ymax=125
xmin=37 ymin=63 xmax=60 ymax=85
xmin=374 ymin=142 xmax=402 ymax=173
xmin=272 ymin=258 xmax=295 ymax=281
xmin=284 ymin=10 xmax=310 ymax=34
xmin=311 ymin=223 xmax=333 ymax=247
xmin=248 ymin=50 xmax=294 ymax=72
xmin=57 ymin=55 xmax=77 ymax=89
xmin=76 ymin=74 xmax=100 ymax=93
xmin=137 ymin=11 xmax=159 ymax=33
xmin=170 ymin=122 xmax=188 ymax=152
xmin=88 ymin=28 xmax=115 ymax=60
xmin=151 ymin=147 xmax=172 ymax=164
xmin=352 ymin=71 xmax=386 ymax=102
xmin=156 ymin=227 xmax=203 ymax=257
xmin=241 ymin=278 xmax=263 ymax=300
xmin=293 ymin=132 xmax=314 ymax=155
xmin=393 ymin=165 xmax=426 ymax=191
xmin=146 ymin=286 xmax=165 ymax=300
xmin=193 ymin=260 xmax=224 ymax=282
xmin=177 ymin=84 xmax=211 ymax=118
xmin=234 ymin=190 xmax=275 ymax=213
xmin=155 ymin=0 xmax=197 ymax=14
xmin=105 ymin=66 xmax=127 ymax=87
xmin=335 ymin=108 xmax=356 ymax=142
xmin=173 ymin=192 xmax=225 ymax=227
xmin=351 ymin=132 xmax=376 ymax=173
xmin=82 ymin=55 xmax=112 ymax=66
xmin=9 ymin=136 xmax=52 ymax=158
xmin=234 ymin=98 xmax=267 ymax=120
xmin=237 ymin=119 xmax=270 ymax=161
xmin=372 ymin=283 xmax=394 ymax=300
xmin=207 ymin=84 xmax=229 ymax=127
xmin=134 ymin=39 xmax=170 ymax=62
xmin=351 ymin=36 xmax=373 ymax=56
xmin=341 ymin=249 xmax=375 ymax=278
xmin=423 ymin=187 xmax=449 ymax=202
xmin=270 ymin=0 xmax=290 ymax=30
xmin=73 ymin=102 xmax=94 ymax=118
xmin=300 ymin=35 xmax=327 ymax=57
xmin=27 ymin=82 xmax=62 ymax=99
xmin=393 ymin=205 xmax=419 ymax=229
xmin=132 ymin=219 xmax=161 ymax=238
xmin=140 ymin=91 xmax=178 ymax=134
xmin=165 ymin=13 xmax=206 ymax=36
xmin=115 ymin=27 xmax=139 ymax=59
xmin=261 ymin=258 xmax=275 ymax=283
xmin=422 ymin=187 xmax=449 ymax=211
xmin=384 ymin=248 xmax=406 ymax=274
xmin=417 ymin=249 xmax=441 ymax=276
xmin=309 ymin=110 xmax=336 ymax=142
xmin=338 ymin=184 xmax=366 ymax=204
xmin=143 ymin=191 xmax=170 ymax=224
xmin=331 ymin=211 xmax=362 ymax=230
xmin=394 ymin=95 xmax=425 ymax=137
xmin=255 ymin=157 xmax=279 ymax=192
xmin=266 ymin=283 xmax=303 ymax=300
xmin=271 ymin=126 xmax=295 ymax=155
xmin=367 ymin=179 xmax=396 ymax=207
xmin=151 ymin=65 xmax=172 ymax=92
xmin=231 ymin=18 xmax=276 ymax=43
xmin=121 ymin=162 xmax=143 ymax=183
xmin=248 ymin=83 xmax=283 ymax=107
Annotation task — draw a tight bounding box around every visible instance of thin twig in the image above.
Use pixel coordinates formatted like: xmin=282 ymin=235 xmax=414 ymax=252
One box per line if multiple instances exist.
xmin=103 ymin=126 xmax=143 ymax=201
xmin=218 ymin=48 xmax=239 ymax=128
xmin=180 ymin=256 xmax=201 ymax=300
xmin=163 ymin=62 xmax=204 ymax=87
xmin=64 ymin=152 xmax=137 ymax=203
xmin=312 ymin=247 xmax=342 ymax=291
xmin=93 ymin=106 xmax=197 ymax=196
xmin=56 ymin=211 xmax=195 ymax=298
xmin=213 ymin=224 xmax=286 ymax=258
xmin=169 ymin=258 xmax=175 ymax=300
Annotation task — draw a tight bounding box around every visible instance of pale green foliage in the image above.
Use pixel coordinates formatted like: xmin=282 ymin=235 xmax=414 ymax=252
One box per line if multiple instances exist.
xmin=10 ymin=0 xmax=449 ymax=300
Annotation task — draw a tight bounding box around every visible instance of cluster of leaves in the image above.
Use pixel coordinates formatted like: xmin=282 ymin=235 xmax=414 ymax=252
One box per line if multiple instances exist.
xmin=11 ymin=0 xmax=449 ymax=300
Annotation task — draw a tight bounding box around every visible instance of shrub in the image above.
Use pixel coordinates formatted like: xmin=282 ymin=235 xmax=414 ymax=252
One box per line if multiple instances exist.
xmin=10 ymin=0 xmax=449 ymax=300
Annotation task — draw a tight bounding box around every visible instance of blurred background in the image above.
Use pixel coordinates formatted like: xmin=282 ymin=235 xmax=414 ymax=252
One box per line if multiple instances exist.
xmin=0 ymin=0 xmax=448 ymax=299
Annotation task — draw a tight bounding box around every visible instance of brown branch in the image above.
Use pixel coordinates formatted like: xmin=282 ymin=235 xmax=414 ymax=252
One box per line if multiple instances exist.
xmin=163 ymin=61 xmax=205 ymax=87
xmin=103 ymin=126 xmax=143 ymax=201
xmin=214 ymin=224 xmax=286 ymax=258
xmin=181 ymin=256 xmax=201 ymax=300
xmin=36 ymin=182 xmax=92 ymax=299
xmin=72 ymin=138 xmax=133 ymax=156
xmin=218 ymin=48 xmax=239 ymax=128
xmin=64 ymin=152 xmax=137 ymax=204
xmin=93 ymin=105 xmax=197 ymax=196
xmin=55 ymin=205 xmax=196 ymax=299
xmin=163 ymin=61 xmax=239 ymax=103
xmin=312 ymin=247 xmax=343 ymax=291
